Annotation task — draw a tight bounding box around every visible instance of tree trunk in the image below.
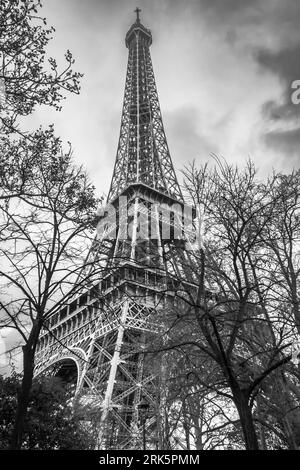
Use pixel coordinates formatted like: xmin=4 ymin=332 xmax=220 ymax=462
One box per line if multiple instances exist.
xmin=194 ymin=423 xmax=204 ymax=450
xmin=233 ymin=390 xmax=259 ymax=450
xmin=10 ymin=322 xmax=39 ymax=450
xmin=191 ymin=402 xmax=204 ymax=450
xmin=181 ymin=400 xmax=191 ymax=450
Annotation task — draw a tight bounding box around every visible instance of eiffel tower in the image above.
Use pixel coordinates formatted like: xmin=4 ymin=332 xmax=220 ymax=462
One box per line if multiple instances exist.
xmin=35 ymin=9 xmax=197 ymax=450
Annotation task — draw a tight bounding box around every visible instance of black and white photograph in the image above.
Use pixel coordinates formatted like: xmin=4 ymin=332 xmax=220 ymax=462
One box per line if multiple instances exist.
xmin=0 ymin=0 xmax=300 ymax=456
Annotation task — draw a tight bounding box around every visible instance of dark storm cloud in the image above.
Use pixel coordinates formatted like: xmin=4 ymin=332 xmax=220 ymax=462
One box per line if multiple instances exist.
xmin=262 ymin=99 xmax=299 ymax=123
xmin=257 ymin=46 xmax=300 ymax=83
xmin=257 ymin=45 xmax=300 ymax=121
xmin=189 ymin=0 xmax=300 ymax=163
xmin=256 ymin=44 xmax=300 ymax=158
xmin=263 ymin=127 xmax=300 ymax=163
xmin=244 ymin=1 xmax=300 ymax=158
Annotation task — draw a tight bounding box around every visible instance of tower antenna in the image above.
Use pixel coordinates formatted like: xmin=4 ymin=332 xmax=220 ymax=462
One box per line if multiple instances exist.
xmin=134 ymin=7 xmax=141 ymax=23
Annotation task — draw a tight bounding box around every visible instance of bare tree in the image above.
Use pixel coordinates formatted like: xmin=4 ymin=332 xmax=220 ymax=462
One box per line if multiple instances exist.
xmin=0 ymin=2 xmax=90 ymax=448
xmin=151 ymin=160 xmax=298 ymax=450
xmin=0 ymin=137 xmax=103 ymax=449
xmin=161 ymin=348 xmax=244 ymax=449
xmin=254 ymin=171 xmax=300 ymax=448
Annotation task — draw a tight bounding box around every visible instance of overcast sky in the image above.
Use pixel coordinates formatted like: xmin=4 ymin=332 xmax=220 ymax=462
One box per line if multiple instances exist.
xmin=25 ymin=0 xmax=299 ymax=199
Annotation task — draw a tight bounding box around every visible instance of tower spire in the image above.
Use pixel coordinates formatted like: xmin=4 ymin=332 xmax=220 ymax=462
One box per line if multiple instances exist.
xmin=134 ymin=6 xmax=141 ymax=23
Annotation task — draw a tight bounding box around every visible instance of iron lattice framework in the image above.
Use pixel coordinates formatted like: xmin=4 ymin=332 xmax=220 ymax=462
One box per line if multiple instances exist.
xmin=107 ymin=15 xmax=183 ymax=203
xmin=35 ymin=11 xmax=198 ymax=450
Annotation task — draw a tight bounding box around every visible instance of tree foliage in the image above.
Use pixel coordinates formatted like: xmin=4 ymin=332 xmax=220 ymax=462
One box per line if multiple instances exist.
xmin=0 ymin=373 xmax=95 ymax=449
xmin=0 ymin=0 xmax=82 ymax=201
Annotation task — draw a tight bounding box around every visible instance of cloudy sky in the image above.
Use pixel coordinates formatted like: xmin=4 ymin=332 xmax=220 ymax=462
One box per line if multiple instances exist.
xmin=30 ymin=0 xmax=300 ymax=196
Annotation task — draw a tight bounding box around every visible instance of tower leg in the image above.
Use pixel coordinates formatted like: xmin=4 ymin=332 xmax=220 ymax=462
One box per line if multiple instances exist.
xmin=96 ymin=300 xmax=129 ymax=449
